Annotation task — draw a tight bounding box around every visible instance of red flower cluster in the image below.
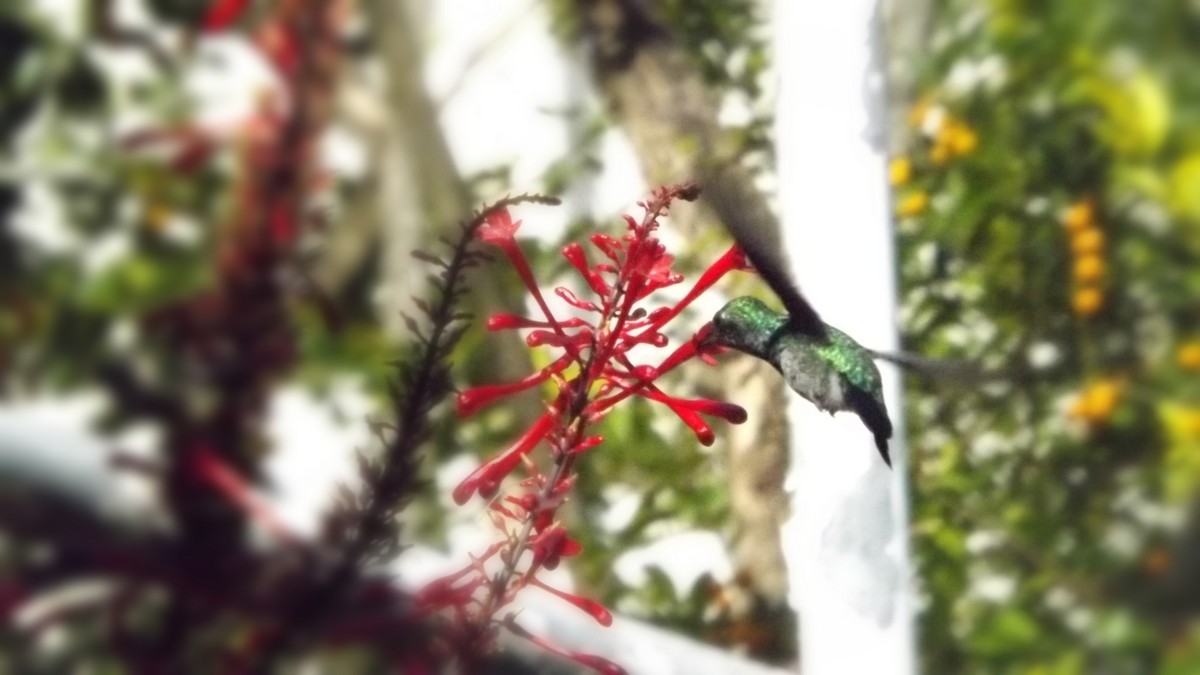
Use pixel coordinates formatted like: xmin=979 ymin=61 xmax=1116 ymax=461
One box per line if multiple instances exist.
xmin=418 ymin=184 xmax=751 ymax=672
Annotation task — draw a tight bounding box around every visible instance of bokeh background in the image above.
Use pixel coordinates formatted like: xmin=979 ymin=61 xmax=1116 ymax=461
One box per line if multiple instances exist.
xmin=1 ymin=0 xmax=1198 ymax=672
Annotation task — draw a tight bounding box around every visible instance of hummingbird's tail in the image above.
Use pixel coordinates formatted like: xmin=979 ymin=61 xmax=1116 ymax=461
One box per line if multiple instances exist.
xmin=873 ymin=432 xmax=892 ymax=468
xmin=847 ymin=386 xmax=893 ymax=468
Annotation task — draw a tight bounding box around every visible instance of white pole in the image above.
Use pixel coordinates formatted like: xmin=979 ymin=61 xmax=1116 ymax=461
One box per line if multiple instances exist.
xmin=773 ymin=1 xmax=915 ymax=673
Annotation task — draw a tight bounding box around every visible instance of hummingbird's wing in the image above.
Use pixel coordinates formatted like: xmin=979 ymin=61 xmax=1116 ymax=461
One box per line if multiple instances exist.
xmin=868 ymin=348 xmax=1032 ymax=386
xmin=704 ymin=185 xmax=829 ymax=342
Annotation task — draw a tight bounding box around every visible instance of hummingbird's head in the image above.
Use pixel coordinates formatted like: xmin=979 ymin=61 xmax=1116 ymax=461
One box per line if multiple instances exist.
xmin=709 ymin=296 xmax=786 ymax=357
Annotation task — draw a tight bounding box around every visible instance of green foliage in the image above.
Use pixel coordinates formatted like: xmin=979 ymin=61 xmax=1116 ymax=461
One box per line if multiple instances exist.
xmin=897 ymin=0 xmax=1200 ymax=670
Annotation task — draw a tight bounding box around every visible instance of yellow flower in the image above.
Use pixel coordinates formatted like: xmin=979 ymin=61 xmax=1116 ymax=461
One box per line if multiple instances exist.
xmin=896 ymin=192 xmax=929 ymax=217
xmin=1062 ymin=201 xmax=1095 ymax=233
xmin=928 ymin=119 xmax=979 ymax=163
xmin=1070 ymin=228 xmax=1105 ymax=256
xmin=1070 ymin=378 xmax=1123 ymax=423
xmin=1073 ymin=255 xmax=1106 ymax=284
xmin=1178 ymin=342 xmax=1200 ymax=371
xmin=889 ymin=157 xmax=913 ymax=186
xmin=1067 ymin=397 xmax=1090 ymax=419
xmin=946 ymin=123 xmax=979 ymax=156
xmin=1072 ymin=287 xmax=1104 ymax=318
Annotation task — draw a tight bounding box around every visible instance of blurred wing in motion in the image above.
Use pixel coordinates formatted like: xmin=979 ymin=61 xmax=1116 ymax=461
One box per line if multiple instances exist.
xmin=704 ymin=185 xmax=829 ymax=342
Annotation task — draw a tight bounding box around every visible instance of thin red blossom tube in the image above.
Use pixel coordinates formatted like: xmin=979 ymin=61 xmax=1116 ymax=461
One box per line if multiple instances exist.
xmin=453 ymin=413 xmax=554 ymax=505
xmin=487 ymin=314 xmax=589 ymax=331
xmin=457 ymin=354 xmax=573 ymax=417
xmin=477 ymin=210 xmax=571 ymax=338
xmin=495 ymin=241 xmax=563 ymax=335
xmin=503 ymin=618 xmax=627 ymax=675
xmin=190 ymin=445 xmax=296 ymax=544
xmin=530 ymin=578 xmax=613 ymax=627
xmin=555 ymin=286 xmax=601 ymax=312
xmin=414 ymin=541 xmax=504 ymax=608
xmin=649 ymin=394 xmax=714 ymax=446
xmin=601 ymin=359 xmax=717 ymax=444
xmin=637 ymin=389 xmax=748 ymax=424
xmin=525 ymin=329 xmax=592 ymax=350
xmin=586 ymin=333 xmax=713 ymax=416
xmin=637 ymin=244 xmax=745 ymax=337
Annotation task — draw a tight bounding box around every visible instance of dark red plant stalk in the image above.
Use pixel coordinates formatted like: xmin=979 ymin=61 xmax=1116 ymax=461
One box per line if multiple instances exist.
xmin=91 ymin=0 xmax=351 ymax=670
xmin=419 ymin=184 xmax=749 ymax=673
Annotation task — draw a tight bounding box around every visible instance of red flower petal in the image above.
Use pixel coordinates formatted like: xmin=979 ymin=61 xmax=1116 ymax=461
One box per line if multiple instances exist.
xmin=589 ymin=234 xmax=624 ymax=262
xmin=477 ymin=208 xmax=521 ymax=243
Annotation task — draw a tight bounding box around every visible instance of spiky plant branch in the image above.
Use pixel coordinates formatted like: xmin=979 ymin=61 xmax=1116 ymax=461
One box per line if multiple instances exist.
xmin=238 ymin=195 xmax=563 ymax=671
xmin=328 ymin=193 xmax=563 ymax=567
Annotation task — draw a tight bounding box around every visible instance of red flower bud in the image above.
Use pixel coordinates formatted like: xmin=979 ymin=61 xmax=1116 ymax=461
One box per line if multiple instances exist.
xmin=589 ymin=234 xmax=623 ymax=262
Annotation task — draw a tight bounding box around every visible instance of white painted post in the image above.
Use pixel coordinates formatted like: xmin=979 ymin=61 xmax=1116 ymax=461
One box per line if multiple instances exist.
xmin=772 ymin=1 xmax=915 ymax=673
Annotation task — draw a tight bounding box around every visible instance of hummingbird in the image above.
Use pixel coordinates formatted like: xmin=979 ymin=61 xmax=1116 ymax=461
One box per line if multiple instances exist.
xmin=694 ymin=178 xmax=893 ymax=466
xmin=708 ymin=296 xmax=894 ymax=467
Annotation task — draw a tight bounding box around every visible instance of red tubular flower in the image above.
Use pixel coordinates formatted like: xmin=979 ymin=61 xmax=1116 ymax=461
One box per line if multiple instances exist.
xmin=639 ymin=244 xmax=748 ymax=334
xmin=503 ymin=616 xmax=627 ymax=675
xmin=457 ymin=355 xmax=573 ymax=417
xmin=478 ymin=211 xmax=550 ymax=317
xmin=453 ymin=412 xmax=555 ymax=505
xmin=434 ymin=184 xmax=744 ymax=672
xmin=555 ymin=287 xmax=601 ymax=312
xmin=415 ymin=542 xmax=504 ymax=609
xmin=530 ymin=578 xmax=613 ymax=627
xmin=487 ymin=314 xmax=589 ymax=331
xmin=189 ymin=445 xmax=296 ymax=544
